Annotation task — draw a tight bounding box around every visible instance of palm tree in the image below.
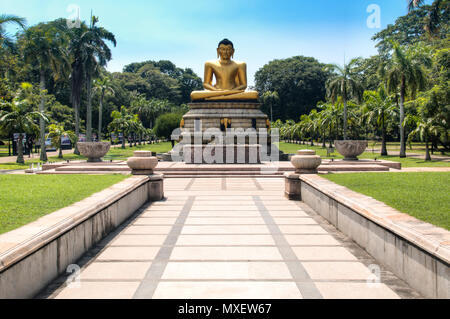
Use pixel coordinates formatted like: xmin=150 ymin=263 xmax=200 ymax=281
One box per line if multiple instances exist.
xmin=84 ymin=15 xmax=117 ymax=142
xmin=406 ymin=116 xmax=440 ymax=161
xmin=20 ymin=22 xmax=69 ymax=161
xmin=363 ymin=86 xmax=398 ymax=156
xmin=380 ymin=42 xmax=430 ymax=157
xmin=67 ymin=21 xmax=88 ymax=155
xmin=93 ymin=76 xmax=115 ymax=141
xmin=326 ymin=58 xmax=364 ymax=140
xmin=130 ymin=94 xmax=155 ymax=129
xmin=319 ymin=102 xmax=342 ymax=148
xmin=262 ymin=91 xmax=279 ymax=122
xmin=0 ymin=91 xmax=47 ymax=164
xmin=108 ymin=106 xmax=137 ymax=149
xmin=0 ymin=14 xmax=26 ymax=50
xmin=47 ymin=124 xmax=76 ymax=159
xmin=67 ymin=16 xmax=116 ymax=150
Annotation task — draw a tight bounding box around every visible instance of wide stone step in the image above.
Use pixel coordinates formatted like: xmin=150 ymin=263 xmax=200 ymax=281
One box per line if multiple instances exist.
xmin=318 ymin=164 xmax=389 ymax=172
xmin=37 ymin=170 xmax=130 ymax=175
xmin=163 ymin=174 xmax=282 ymax=178
xmin=159 ymin=170 xmax=285 ymax=175
xmin=55 ymin=166 xmax=131 ymax=172
xmin=321 ymin=159 xmax=401 ymax=169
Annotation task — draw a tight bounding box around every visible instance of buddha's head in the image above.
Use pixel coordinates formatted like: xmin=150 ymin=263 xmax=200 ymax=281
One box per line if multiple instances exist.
xmin=217 ymin=38 xmax=234 ymax=60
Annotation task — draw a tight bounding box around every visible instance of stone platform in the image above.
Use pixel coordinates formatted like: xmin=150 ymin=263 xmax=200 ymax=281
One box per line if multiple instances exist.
xmin=38 ymin=177 xmax=419 ymax=299
xmin=182 ymin=102 xmax=269 ymax=132
xmin=37 ymin=159 xmax=398 ymax=177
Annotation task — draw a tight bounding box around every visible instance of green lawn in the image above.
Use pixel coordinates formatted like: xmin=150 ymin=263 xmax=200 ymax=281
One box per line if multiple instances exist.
xmin=322 ymin=172 xmax=450 ymax=230
xmin=0 ymin=142 xmax=173 ymax=170
xmin=278 ymin=142 xmax=450 ymax=167
xmin=0 ymin=174 xmax=129 ymax=234
xmin=104 ymin=142 xmax=173 ymax=160
xmin=0 ymin=144 xmax=9 ymax=157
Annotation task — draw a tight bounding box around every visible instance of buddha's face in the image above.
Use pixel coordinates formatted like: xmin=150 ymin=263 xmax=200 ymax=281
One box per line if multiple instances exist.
xmin=217 ymin=44 xmax=234 ymax=60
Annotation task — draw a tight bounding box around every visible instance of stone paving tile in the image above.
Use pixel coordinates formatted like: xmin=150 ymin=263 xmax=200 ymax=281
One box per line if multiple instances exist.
xmin=153 ymin=282 xmax=303 ymax=299
xmin=170 ymin=247 xmax=283 ymax=261
xmin=143 ymin=206 xmax=184 ymax=211
xmin=80 ymin=262 xmax=151 ymax=280
xmin=273 ymin=217 xmax=317 ymax=225
xmin=285 ymin=235 xmax=342 ymax=246
xmin=55 ymin=282 xmax=140 ymax=299
xmin=190 ymin=206 xmax=258 ymax=211
xmin=96 ymin=247 xmax=160 ymax=261
xmin=162 ymin=262 xmax=292 ymax=280
xmin=266 ymin=211 xmax=310 ymax=217
xmin=291 ymin=247 xmax=358 ymax=261
xmin=132 ymin=217 xmax=178 ymax=225
xmin=175 ymin=235 xmax=276 ymax=246
xmin=181 ymin=225 xmax=270 ymax=234
xmin=189 ymin=211 xmax=262 ymax=217
xmin=315 ymin=282 xmax=400 ymax=299
xmin=140 ymin=211 xmax=181 ymax=217
xmin=110 ymin=235 xmax=167 ymax=246
xmin=123 ymin=226 xmax=172 ymax=235
xmin=278 ymin=225 xmax=329 ymax=234
xmin=45 ymin=177 xmax=418 ymax=299
xmin=184 ymin=217 xmax=266 ymax=225
xmin=302 ymin=262 xmax=373 ymax=280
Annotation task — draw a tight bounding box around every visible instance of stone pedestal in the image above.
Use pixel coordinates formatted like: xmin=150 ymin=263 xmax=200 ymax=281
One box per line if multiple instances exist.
xmin=177 ymin=101 xmax=275 ymax=164
xmin=284 ymin=172 xmax=301 ymax=200
xmin=290 ymin=149 xmax=322 ymax=174
xmin=148 ymin=174 xmax=164 ymax=201
xmin=182 ymin=102 xmax=269 ymax=141
xmin=127 ymin=151 xmax=158 ymax=175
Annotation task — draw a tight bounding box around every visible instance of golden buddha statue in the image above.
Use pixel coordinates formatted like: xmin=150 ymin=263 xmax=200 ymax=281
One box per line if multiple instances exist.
xmin=190 ymin=39 xmax=259 ymax=101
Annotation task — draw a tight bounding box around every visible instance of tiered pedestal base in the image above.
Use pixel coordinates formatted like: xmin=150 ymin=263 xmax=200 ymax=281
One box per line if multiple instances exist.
xmin=183 ymin=144 xmax=262 ymax=164
xmin=181 ymin=102 xmax=270 ymax=144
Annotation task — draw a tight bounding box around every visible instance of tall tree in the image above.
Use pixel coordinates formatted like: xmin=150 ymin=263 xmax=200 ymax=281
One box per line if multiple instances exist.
xmin=326 ymin=58 xmax=364 ymax=140
xmin=262 ymin=91 xmax=279 ymax=122
xmin=363 ymin=86 xmax=398 ymax=156
xmin=108 ymin=106 xmax=139 ymax=149
xmin=255 ymin=56 xmax=330 ymax=121
xmin=380 ymin=43 xmax=430 ymax=157
xmin=84 ymin=15 xmax=116 ymax=142
xmin=20 ymin=21 xmax=69 ymax=161
xmin=67 ymin=21 xmax=88 ymax=154
xmin=93 ymin=76 xmax=114 ymax=141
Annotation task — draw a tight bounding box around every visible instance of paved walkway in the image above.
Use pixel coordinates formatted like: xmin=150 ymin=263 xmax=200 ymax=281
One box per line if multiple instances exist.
xmin=40 ymin=178 xmax=420 ymax=299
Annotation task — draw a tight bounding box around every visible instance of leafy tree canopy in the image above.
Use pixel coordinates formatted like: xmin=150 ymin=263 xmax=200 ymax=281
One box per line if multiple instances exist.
xmin=255 ymin=56 xmax=331 ymax=121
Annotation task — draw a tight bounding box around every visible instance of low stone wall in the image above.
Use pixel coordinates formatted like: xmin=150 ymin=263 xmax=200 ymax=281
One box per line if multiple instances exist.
xmin=297 ymin=174 xmax=449 ymax=299
xmin=0 ymin=175 xmax=164 ymax=299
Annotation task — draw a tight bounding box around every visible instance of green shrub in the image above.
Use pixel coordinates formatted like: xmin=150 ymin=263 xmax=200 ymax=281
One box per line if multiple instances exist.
xmin=154 ymin=113 xmax=182 ymax=139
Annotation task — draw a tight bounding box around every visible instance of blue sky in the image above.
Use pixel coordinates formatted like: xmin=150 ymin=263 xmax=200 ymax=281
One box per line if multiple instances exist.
xmin=2 ymin=0 xmax=432 ymax=85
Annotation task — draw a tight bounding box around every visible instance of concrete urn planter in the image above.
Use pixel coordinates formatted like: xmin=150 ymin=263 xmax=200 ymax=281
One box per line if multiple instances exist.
xmin=77 ymin=142 xmax=111 ymax=162
xmin=334 ymin=140 xmax=368 ymax=160
xmin=290 ymin=149 xmax=322 ymax=174
xmin=127 ymin=151 xmax=158 ymax=175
